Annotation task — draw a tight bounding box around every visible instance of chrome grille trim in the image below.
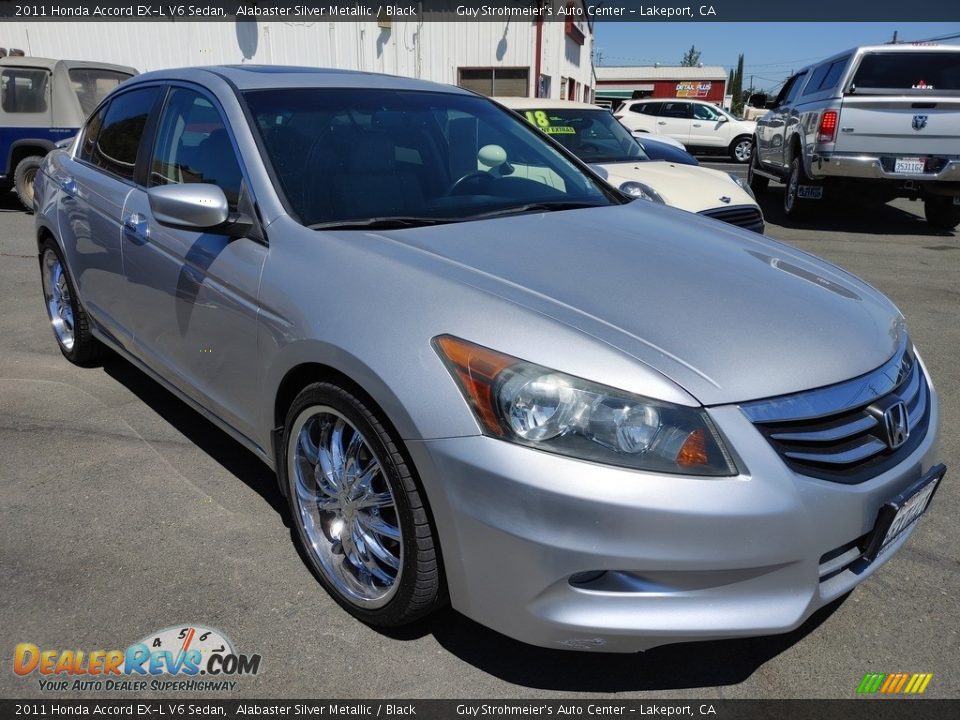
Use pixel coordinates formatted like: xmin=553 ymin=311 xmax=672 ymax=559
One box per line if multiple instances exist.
xmin=742 ymin=339 xmax=931 ymax=483
xmin=740 ymin=334 xmax=910 ymax=423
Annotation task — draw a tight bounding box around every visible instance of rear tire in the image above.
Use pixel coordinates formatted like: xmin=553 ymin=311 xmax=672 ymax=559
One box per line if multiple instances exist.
xmin=924 ymin=195 xmax=960 ymax=230
xmin=747 ymin=144 xmax=769 ymax=195
xmin=281 ymin=382 xmax=444 ymax=627
xmin=39 ymin=239 xmax=106 ymax=365
xmin=729 ymin=136 xmax=752 ymax=163
xmin=783 ymin=156 xmax=821 ymax=220
xmin=14 ymin=155 xmax=44 ymax=211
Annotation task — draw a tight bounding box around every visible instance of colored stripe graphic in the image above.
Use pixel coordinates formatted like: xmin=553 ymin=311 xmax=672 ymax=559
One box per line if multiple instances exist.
xmin=857 ymin=672 xmax=933 ymax=694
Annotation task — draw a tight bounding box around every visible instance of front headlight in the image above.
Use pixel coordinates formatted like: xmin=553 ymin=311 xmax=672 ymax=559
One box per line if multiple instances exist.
xmin=619 ymin=181 xmax=666 ymax=204
xmin=728 ymin=172 xmax=755 ymax=199
xmin=434 ymin=336 xmax=736 ymax=476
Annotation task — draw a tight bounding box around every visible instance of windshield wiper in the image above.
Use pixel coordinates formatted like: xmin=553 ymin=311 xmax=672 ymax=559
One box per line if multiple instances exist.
xmin=310 ymin=216 xmax=460 ymax=230
xmin=465 ymin=201 xmax=606 ymax=221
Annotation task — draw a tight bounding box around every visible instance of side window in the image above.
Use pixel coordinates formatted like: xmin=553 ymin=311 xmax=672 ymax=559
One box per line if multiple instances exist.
xmin=818 ymin=58 xmax=849 ymax=93
xmin=90 ymin=87 xmax=160 ymax=181
xmin=78 ymin=104 xmax=107 ymax=164
xmin=803 ymin=64 xmax=832 ymax=96
xmin=631 ymin=102 xmax=660 ymax=115
xmin=783 ymin=72 xmax=808 ymax=105
xmin=0 ymin=68 xmax=50 ymax=114
xmin=660 ymin=102 xmax=691 ymax=119
xmin=150 ymin=87 xmax=244 ymax=209
xmin=693 ymin=103 xmax=721 ymax=121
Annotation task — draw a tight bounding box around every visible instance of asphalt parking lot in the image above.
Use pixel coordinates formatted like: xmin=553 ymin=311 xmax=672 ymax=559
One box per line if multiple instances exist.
xmin=1 ymin=179 xmax=958 ymax=700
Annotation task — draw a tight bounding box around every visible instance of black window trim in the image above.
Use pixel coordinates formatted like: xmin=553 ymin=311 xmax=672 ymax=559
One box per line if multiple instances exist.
xmin=73 ymin=82 xmax=166 ymax=188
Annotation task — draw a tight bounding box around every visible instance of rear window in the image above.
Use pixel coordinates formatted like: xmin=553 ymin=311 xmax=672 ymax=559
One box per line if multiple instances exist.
xmin=850 ymin=51 xmax=960 ymax=93
xmin=69 ymin=68 xmax=133 ymax=116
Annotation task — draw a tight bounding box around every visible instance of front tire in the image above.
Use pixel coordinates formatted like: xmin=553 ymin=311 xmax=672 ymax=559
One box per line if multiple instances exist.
xmin=14 ymin=155 xmax=44 ymax=211
xmin=39 ymin=239 xmax=106 ymax=365
xmin=924 ymin=195 xmax=960 ymax=230
xmin=729 ymin=136 xmax=752 ymax=163
xmin=747 ymin=143 xmax=769 ymax=194
xmin=281 ymin=382 xmax=444 ymax=627
xmin=784 ymin=156 xmax=820 ymax=220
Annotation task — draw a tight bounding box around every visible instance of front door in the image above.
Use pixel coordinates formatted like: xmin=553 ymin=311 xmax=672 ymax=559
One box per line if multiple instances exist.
xmin=121 ymin=86 xmax=267 ymax=442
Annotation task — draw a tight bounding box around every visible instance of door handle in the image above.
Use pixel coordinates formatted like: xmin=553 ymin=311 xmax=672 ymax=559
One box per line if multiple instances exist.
xmin=122 ymin=212 xmax=150 ymax=240
xmin=657 ymin=121 xmax=667 ymax=125
xmin=692 ymin=123 xmax=702 ymax=127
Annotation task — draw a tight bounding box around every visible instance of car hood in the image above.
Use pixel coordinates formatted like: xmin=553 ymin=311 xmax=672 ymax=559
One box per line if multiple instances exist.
xmin=371 ymin=203 xmax=904 ymax=406
xmin=590 ymin=161 xmax=756 ymax=213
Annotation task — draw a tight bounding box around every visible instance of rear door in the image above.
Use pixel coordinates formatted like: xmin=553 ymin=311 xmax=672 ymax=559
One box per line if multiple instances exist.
xmin=834 ymin=50 xmax=960 ymax=157
xmin=654 ymin=102 xmax=693 ymax=144
xmin=55 ymin=86 xmax=161 ymax=349
xmin=690 ymin=102 xmax=730 ymax=147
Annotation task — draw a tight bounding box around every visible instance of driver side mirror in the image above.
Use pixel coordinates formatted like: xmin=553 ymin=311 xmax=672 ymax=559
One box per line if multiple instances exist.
xmin=147 ymin=183 xmax=253 ymax=239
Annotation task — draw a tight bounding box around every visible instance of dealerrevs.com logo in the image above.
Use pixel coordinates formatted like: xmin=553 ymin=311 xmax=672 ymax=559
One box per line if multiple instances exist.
xmin=14 ymin=624 xmax=261 ymax=692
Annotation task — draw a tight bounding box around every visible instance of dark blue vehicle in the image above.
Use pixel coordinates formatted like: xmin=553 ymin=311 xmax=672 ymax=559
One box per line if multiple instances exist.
xmin=0 ymin=57 xmax=136 ymax=208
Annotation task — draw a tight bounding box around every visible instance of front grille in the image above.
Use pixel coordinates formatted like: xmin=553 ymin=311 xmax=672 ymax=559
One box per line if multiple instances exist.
xmin=741 ymin=343 xmax=930 ymax=483
xmin=699 ymin=205 xmax=765 ymax=233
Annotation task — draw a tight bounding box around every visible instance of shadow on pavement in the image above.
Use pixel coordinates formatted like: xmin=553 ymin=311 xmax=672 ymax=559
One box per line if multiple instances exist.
xmin=102 ymin=355 xmax=289 ymax=521
xmin=757 ymin=187 xmax=955 ymax=237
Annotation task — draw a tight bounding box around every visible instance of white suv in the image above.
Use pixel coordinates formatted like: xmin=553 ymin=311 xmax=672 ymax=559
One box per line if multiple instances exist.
xmin=615 ymin=99 xmax=756 ymax=163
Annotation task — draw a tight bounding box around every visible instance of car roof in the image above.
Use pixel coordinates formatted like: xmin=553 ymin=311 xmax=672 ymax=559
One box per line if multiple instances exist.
xmin=127 ymin=65 xmax=473 ymax=94
xmin=0 ymin=57 xmax=136 ymax=75
xmin=492 ymin=97 xmax=605 ymax=111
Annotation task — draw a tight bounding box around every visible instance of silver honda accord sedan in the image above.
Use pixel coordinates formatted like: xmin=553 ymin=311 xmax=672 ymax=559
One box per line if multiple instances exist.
xmin=34 ymin=66 xmax=944 ymax=652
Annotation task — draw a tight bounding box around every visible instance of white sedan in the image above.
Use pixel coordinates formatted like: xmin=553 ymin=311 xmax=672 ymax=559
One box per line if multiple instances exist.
xmin=495 ymin=98 xmax=763 ymax=232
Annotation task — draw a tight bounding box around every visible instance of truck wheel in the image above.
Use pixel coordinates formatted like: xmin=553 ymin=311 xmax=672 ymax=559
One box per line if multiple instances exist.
xmin=729 ymin=136 xmax=753 ymax=163
xmin=14 ymin=155 xmax=44 ymax=211
xmin=924 ymin=196 xmax=960 ymax=230
xmin=747 ymin=146 xmax=768 ymax=194
xmin=784 ymin=157 xmax=821 ymax=220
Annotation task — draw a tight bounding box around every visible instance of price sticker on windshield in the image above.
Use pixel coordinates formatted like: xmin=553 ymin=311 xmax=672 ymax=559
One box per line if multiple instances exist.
xmin=524 ymin=110 xmax=575 ymax=135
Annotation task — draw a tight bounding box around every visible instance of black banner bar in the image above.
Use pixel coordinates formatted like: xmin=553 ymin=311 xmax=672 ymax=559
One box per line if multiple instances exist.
xmin=0 ymin=1 xmax=958 ymax=22
xmin=2 ymin=700 xmax=959 ymax=719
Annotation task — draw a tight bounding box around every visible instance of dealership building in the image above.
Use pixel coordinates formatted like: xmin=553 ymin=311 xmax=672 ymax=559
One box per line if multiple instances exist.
xmin=594 ymin=65 xmax=728 ymax=109
xmin=3 ymin=7 xmax=595 ymax=100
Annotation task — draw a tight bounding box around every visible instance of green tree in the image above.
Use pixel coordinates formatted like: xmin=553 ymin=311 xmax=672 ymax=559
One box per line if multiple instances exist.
xmin=731 ymin=54 xmax=744 ymax=115
xmin=680 ymin=45 xmax=702 ymax=67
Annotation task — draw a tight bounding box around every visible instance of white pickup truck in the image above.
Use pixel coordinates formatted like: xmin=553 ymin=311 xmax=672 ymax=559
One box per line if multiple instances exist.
xmin=747 ymin=44 xmax=960 ymax=229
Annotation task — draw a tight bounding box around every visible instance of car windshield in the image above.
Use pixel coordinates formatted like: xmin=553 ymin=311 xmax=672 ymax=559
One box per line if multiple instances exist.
xmin=516 ymin=107 xmax=649 ymax=164
xmin=242 ymin=88 xmax=614 ymax=228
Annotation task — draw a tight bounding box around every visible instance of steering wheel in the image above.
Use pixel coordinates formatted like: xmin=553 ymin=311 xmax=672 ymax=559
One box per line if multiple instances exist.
xmin=449 ymin=171 xmax=496 ymax=195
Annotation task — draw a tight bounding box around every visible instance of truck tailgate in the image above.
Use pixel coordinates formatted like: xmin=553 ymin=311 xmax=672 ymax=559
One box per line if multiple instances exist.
xmin=834 ymin=96 xmax=960 ymax=155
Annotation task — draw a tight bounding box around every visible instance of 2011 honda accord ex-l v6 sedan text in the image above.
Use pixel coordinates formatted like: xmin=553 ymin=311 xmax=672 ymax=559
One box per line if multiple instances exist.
xmin=35 ymin=66 xmax=944 ymax=653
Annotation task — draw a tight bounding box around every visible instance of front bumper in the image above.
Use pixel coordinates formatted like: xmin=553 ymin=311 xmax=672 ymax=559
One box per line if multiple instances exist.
xmin=407 ymin=389 xmax=941 ymax=653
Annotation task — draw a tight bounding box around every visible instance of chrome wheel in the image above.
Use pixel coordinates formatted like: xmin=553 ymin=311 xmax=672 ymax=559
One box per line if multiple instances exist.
xmin=289 ymin=406 xmax=403 ymax=608
xmin=41 ymin=249 xmax=75 ymax=351
xmin=733 ymin=138 xmax=752 ymax=163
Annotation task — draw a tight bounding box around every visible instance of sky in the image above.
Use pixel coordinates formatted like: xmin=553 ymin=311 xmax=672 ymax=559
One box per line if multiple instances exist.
xmin=594 ymin=22 xmax=960 ymax=91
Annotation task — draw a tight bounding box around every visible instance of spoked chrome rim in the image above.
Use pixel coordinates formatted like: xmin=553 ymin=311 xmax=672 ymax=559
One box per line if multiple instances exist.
xmin=289 ymin=407 xmax=403 ymax=608
xmin=735 ymin=139 xmax=752 ymax=162
xmin=41 ymin=249 xmax=75 ymax=351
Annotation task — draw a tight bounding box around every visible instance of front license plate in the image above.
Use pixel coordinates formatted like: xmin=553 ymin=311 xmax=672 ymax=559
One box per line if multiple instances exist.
xmin=894 ymin=157 xmax=925 ymax=174
xmin=863 ymin=464 xmax=946 ymax=562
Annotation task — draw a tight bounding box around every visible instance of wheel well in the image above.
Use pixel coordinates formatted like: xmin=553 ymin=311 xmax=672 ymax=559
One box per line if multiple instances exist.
xmin=37 ymin=226 xmax=55 ymax=254
xmin=274 ymin=363 xmax=385 ymax=433
xmin=11 ymin=145 xmax=47 ymax=171
xmin=786 ymin=135 xmax=803 ymax=165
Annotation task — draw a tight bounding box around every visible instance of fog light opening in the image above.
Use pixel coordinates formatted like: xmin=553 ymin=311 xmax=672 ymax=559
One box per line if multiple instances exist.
xmin=569 ymin=570 xmax=607 ymax=586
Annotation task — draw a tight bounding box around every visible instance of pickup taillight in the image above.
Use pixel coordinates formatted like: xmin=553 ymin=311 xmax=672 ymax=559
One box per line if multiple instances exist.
xmin=817 ymin=110 xmax=838 ymax=143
